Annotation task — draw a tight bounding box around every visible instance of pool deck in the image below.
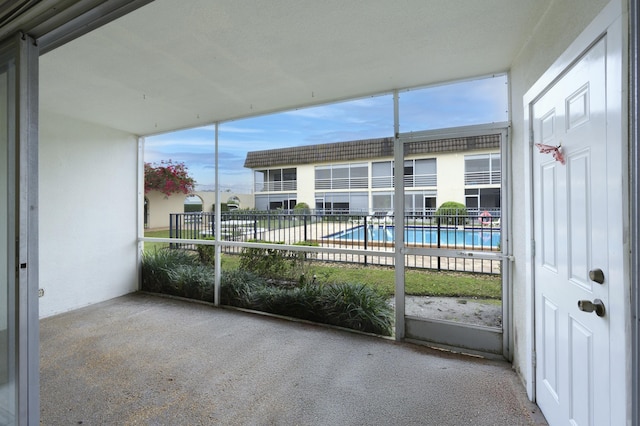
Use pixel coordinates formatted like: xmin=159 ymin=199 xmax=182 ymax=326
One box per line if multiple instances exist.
xmin=248 ymin=222 xmax=502 ymax=274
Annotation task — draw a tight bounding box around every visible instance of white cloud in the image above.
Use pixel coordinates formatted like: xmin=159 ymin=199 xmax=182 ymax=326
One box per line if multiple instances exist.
xmin=146 ymin=77 xmax=509 ymax=194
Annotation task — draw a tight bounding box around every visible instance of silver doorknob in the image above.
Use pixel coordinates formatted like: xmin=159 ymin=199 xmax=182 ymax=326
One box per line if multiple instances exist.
xmin=577 ymin=299 xmax=606 ymax=317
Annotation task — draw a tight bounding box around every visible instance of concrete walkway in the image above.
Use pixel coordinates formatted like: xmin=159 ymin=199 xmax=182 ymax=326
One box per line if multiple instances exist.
xmin=40 ymin=293 xmax=547 ymax=425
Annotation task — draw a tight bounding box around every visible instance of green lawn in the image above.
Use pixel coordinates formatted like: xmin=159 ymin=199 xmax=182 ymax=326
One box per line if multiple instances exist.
xmin=143 ymin=235 xmax=501 ymax=300
xmin=143 ymin=229 xmax=171 ymax=252
xmin=220 ymin=254 xmax=500 ymax=299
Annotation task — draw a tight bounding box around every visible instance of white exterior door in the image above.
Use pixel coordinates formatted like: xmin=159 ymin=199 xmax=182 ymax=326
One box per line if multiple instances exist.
xmin=533 ymin=36 xmax=621 ymax=426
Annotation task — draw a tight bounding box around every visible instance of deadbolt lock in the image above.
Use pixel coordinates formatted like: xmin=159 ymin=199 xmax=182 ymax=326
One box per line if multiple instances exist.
xmin=577 ymin=299 xmax=605 ymax=317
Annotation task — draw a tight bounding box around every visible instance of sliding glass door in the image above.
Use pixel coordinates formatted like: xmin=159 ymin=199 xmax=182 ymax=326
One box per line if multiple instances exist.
xmin=0 ymin=33 xmax=39 ymax=425
xmin=0 ymin=51 xmax=15 ymax=424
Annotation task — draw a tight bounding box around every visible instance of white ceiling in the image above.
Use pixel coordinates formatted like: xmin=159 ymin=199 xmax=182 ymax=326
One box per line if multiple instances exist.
xmin=39 ymin=0 xmax=552 ymax=136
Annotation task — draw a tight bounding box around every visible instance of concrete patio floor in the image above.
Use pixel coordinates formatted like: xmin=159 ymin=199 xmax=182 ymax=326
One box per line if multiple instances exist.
xmin=40 ymin=293 xmax=547 ymax=425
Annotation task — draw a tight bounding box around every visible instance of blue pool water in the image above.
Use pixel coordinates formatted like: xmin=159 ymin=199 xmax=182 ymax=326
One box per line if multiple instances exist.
xmin=325 ymin=225 xmax=500 ymax=248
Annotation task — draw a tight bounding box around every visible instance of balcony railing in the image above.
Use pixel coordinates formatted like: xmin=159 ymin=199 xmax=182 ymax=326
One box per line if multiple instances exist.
xmin=315 ymin=177 xmax=368 ymax=190
xmin=371 ymin=174 xmax=437 ymax=188
xmin=255 ymin=180 xmax=297 ymax=192
xmin=464 ymin=171 xmax=501 ymax=185
xmin=405 ymin=174 xmax=437 ymax=187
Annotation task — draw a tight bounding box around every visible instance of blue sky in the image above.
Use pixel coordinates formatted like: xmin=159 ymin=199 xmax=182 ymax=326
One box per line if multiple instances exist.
xmin=144 ymin=75 xmax=509 ymax=193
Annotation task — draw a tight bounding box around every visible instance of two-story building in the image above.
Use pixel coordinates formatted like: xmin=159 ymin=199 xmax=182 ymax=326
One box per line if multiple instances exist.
xmin=244 ymin=134 xmax=501 ymax=215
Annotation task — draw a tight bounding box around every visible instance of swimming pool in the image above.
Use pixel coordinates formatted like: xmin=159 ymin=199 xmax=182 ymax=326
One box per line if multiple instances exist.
xmin=325 ymin=225 xmax=501 ymax=249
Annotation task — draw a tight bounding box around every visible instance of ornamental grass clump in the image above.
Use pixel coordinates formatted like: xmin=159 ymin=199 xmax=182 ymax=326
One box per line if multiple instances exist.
xmin=143 ymin=248 xmax=394 ymax=336
xmin=167 ymin=264 xmax=214 ymax=301
xmin=220 ymin=269 xmax=393 ymax=336
xmin=219 ymin=269 xmax=265 ymax=307
xmin=142 ymin=248 xmax=210 ymax=299
xmin=319 ymin=282 xmax=393 ymax=335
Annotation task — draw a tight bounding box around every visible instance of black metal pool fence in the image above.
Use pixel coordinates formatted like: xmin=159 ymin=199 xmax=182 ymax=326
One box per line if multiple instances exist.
xmin=168 ymin=209 xmax=502 ymax=274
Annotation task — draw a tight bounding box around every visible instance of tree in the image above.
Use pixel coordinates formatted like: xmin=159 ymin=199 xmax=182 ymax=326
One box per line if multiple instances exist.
xmin=144 ymin=160 xmax=196 ymax=196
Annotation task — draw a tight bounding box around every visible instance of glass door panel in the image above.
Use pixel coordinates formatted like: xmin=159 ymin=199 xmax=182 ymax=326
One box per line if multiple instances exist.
xmin=0 ymin=32 xmax=39 ymax=425
xmin=0 ymin=57 xmax=15 ymax=424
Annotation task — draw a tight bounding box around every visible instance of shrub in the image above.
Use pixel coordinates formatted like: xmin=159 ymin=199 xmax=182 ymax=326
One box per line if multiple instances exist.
xmin=144 ymin=160 xmax=195 ymax=196
xmin=141 ymin=248 xmax=200 ymax=293
xmin=220 ymin=269 xmax=265 ymax=307
xmin=167 ymin=264 xmax=214 ymax=301
xmin=196 ymin=237 xmax=216 ymax=266
xmin=239 ymin=241 xmax=319 ymax=284
xmin=239 ymin=241 xmax=290 ymax=280
xmin=320 ymin=283 xmax=393 ymax=335
xmin=220 ymin=270 xmax=393 ymax=336
xmin=212 ymin=202 xmax=230 ymax=212
xmin=144 ymin=249 xmax=394 ymax=336
xmin=142 ymin=248 xmax=213 ymax=301
xmin=435 ymin=201 xmax=468 ymax=225
xmin=293 ymin=202 xmax=310 ymax=214
xmin=184 ymin=204 xmax=202 ymax=213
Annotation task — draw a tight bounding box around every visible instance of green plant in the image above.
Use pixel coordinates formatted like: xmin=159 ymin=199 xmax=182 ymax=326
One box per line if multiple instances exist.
xmin=141 ymin=248 xmax=200 ymax=294
xmin=293 ymin=202 xmax=310 ymax=214
xmin=196 ymin=237 xmax=216 ymax=266
xmin=143 ymin=229 xmax=171 ymax=252
xmin=320 ymin=283 xmax=393 ymax=335
xmin=291 ymin=241 xmax=319 ymax=284
xmin=212 ymin=202 xmax=230 ymax=212
xmin=220 ymin=269 xmax=267 ymax=307
xmin=238 ymin=241 xmax=319 ymax=284
xmin=435 ymin=201 xmax=468 ymax=225
xmin=239 ymin=241 xmax=290 ymax=280
xmin=166 ymin=264 xmax=214 ymax=300
xmin=144 ymin=160 xmax=195 ymax=196
xmin=184 ymin=203 xmax=203 ymax=213
xmin=220 ymin=270 xmax=393 ymax=336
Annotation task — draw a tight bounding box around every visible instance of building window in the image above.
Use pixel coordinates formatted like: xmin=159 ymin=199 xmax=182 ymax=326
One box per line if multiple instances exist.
xmin=405 ymin=158 xmax=437 ymax=187
xmin=315 ymin=163 xmax=368 ymax=190
xmin=465 ymin=188 xmax=500 ymax=212
xmin=464 ymin=153 xmax=500 ymax=185
xmin=254 ymin=168 xmax=297 ymax=192
xmin=372 ymin=192 xmax=393 ymax=212
xmin=372 ymin=161 xmax=393 ymax=188
xmin=315 ymin=192 xmax=367 ymax=214
xmin=255 ymin=194 xmax=297 ymax=210
xmin=372 ymin=159 xmax=437 ymax=189
xmin=405 ymin=191 xmax=437 ymax=215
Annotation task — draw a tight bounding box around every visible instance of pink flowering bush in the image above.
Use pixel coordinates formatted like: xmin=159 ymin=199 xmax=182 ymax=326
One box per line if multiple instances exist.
xmin=144 ymin=160 xmax=196 ymax=196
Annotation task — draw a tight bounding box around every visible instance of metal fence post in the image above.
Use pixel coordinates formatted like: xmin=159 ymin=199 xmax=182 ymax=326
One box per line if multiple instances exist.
xmin=437 ymin=215 xmax=441 ymax=271
xmin=253 ymin=213 xmax=258 ymax=240
xmin=364 ymin=215 xmax=368 ymax=267
xmin=303 ymin=214 xmax=308 ymax=241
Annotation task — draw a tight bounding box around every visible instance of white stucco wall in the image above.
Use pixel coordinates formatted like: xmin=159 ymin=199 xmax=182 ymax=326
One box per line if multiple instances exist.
xmin=295 ymin=165 xmax=316 ymax=207
xmin=145 ymin=191 xmax=186 ymax=229
xmin=269 ymin=150 xmax=498 ymax=212
xmin=38 ymin=111 xmax=139 ymax=318
xmin=508 ymin=0 xmax=611 ymax=392
xmin=435 ymin=152 xmax=467 ymax=206
xmin=145 ymin=191 xmax=254 ymax=229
